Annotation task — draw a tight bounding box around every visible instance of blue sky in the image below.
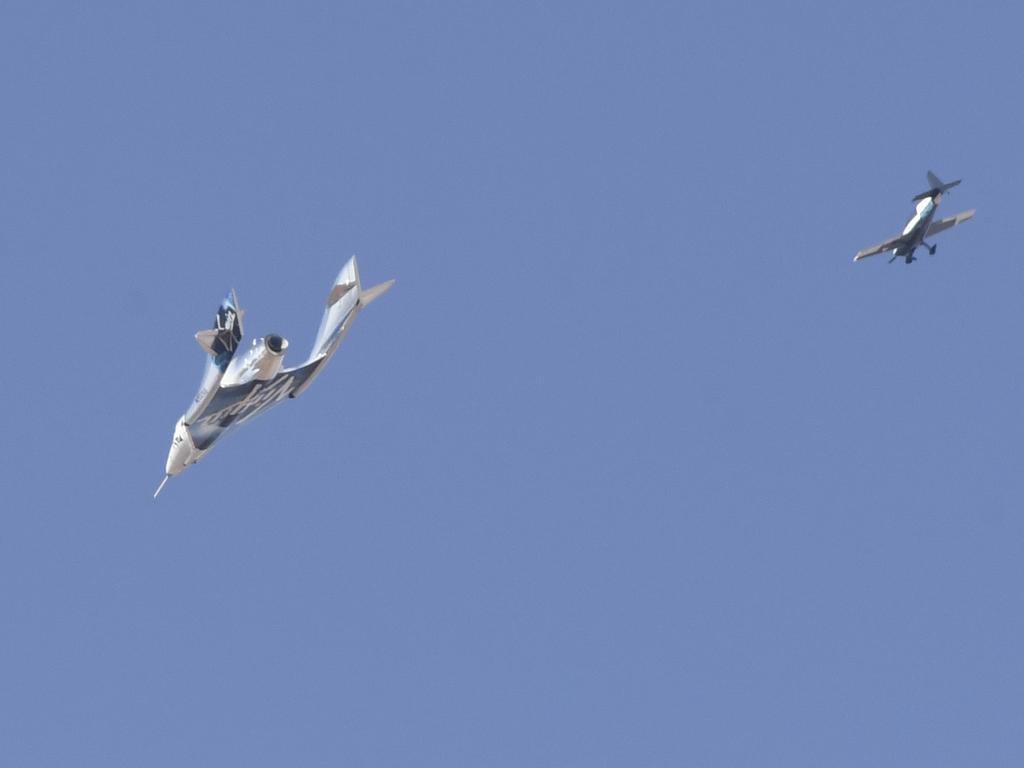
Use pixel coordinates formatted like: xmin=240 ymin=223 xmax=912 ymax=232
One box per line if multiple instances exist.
xmin=2 ymin=1 xmax=1023 ymax=765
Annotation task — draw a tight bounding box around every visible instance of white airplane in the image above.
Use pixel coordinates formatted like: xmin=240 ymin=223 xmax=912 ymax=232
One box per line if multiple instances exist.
xmin=854 ymin=171 xmax=975 ymax=264
xmin=155 ymin=256 xmax=394 ymax=497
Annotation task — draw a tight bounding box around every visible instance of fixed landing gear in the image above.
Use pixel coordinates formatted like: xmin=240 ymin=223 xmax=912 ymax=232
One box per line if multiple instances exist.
xmin=890 ymin=247 xmax=924 ymax=264
xmin=923 ymin=240 xmax=937 ymax=255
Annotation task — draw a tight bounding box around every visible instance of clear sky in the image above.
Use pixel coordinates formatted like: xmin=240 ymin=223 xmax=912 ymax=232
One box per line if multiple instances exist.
xmin=2 ymin=1 xmax=1023 ymax=765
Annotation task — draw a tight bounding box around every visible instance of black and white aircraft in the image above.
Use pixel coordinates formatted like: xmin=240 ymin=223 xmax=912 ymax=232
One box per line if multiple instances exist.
xmin=854 ymin=171 xmax=975 ymax=264
xmin=155 ymin=256 xmax=394 ymax=497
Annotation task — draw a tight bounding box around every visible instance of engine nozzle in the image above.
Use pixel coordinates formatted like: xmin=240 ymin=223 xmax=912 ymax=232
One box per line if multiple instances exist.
xmin=266 ymin=334 xmax=287 ymax=354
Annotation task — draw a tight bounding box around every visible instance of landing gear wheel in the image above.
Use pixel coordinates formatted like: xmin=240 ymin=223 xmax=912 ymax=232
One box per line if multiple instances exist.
xmin=928 ymin=244 xmax=937 ymax=255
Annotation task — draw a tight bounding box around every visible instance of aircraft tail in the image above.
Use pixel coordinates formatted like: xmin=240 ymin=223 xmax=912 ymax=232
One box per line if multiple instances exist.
xmin=289 ymin=256 xmax=395 ymax=399
xmin=321 ymin=256 xmax=395 ymax=304
xmin=183 ymin=289 xmax=246 ymax=425
xmin=914 ymin=170 xmax=961 ymax=200
xmin=194 ymin=289 xmax=244 ymax=365
xmin=311 ymin=256 xmax=395 ymax=358
xmin=360 ymin=279 xmax=396 ymax=307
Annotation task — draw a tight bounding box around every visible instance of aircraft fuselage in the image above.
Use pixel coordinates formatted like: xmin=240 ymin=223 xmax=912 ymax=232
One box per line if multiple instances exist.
xmin=893 ymin=193 xmax=941 ymax=263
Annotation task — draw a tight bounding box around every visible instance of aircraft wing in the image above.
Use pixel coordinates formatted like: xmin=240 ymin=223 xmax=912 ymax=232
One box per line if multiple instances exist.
xmin=186 ymin=360 xmax=325 ymax=450
xmin=925 ymin=209 xmax=975 ymax=238
xmin=854 ymin=234 xmax=905 ymax=261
